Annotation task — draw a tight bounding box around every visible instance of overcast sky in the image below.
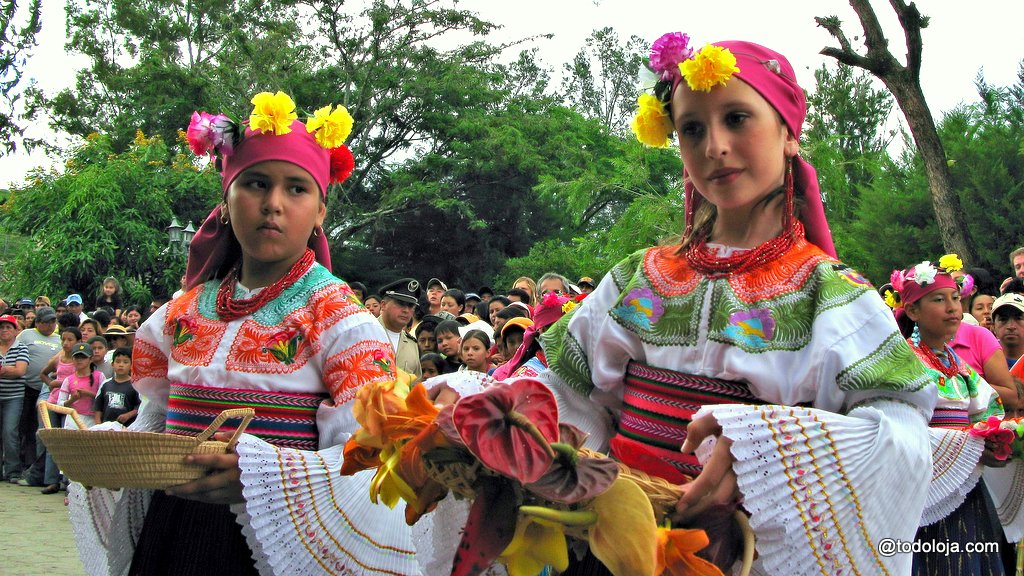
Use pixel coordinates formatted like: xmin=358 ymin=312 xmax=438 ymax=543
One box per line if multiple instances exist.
xmin=2 ymin=0 xmax=1021 ymax=188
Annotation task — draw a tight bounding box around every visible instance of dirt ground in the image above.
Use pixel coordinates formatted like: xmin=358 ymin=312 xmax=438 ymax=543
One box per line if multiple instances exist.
xmin=0 ymin=480 xmax=86 ymax=575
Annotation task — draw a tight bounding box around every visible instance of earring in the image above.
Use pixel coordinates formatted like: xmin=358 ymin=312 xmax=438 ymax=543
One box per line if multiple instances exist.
xmin=312 ymin=226 xmax=320 ymax=238
xmin=911 ymin=323 xmax=921 ymax=346
xmin=783 ymin=157 xmax=795 ymax=231
xmin=219 ymin=205 xmax=229 ymax=225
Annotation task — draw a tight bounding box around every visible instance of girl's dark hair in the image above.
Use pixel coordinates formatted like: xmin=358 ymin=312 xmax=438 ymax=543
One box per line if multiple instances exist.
xmin=895 ymin=306 xmax=916 ymax=339
xmin=496 ymin=306 xmax=529 ymax=321
xmin=58 ymin=313 xmax=80 ymax=331
xmin=965 ymin=267 xmax=996 ymax=296
xmin=1004 ymin=277 xmax=1024 ymax=295
xmin=92 ymin=309 xmax=112 ymax=328
xmin=434 ymin=320 xmax=462 ymax=338
xmin=415 ymin=319 xmax=438 ymax=337
xmin=62 ymin=326 xmax=82 ymax=341
xmin=507 ymin=288 xmax=531 ymax=303
xmin=489 ymin=295 xmax=511 ymax=308
xmin=461 ymin=329 xmax=491 ymax=350
xmin=362 ymin=294 xmax=381 ymax=304
xmin=443 ymin=289 xmax=466 ymax=308
xmin=474 ymin=300 xmax=490 ymax=321
xmin=419 ymin=352 xmax=451 ymax=375
xmin=349 ymin=281 xmax=367 ymax=298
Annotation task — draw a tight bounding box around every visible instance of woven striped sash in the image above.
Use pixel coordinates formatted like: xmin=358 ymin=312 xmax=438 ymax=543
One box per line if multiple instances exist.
xmin=167 ymin=383 xmax=327 ymax=451
xmin=611 ymin=361 xmax=761 ymax=483
xmin=929 ymin=407 xmax=969 ymax=429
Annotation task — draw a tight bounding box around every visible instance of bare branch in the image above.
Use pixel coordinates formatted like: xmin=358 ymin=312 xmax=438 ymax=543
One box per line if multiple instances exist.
xmin=890 ymin=0 xmax=925 ymax=76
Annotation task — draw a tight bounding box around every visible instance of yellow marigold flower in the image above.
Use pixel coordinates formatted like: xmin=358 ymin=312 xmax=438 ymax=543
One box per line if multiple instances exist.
xmin=306 ymin=104 xmax=353 ymax=148
xmin=680 ymin=44 xmax=740 ymax=92
xmin=884 ymin=289 xmax=899 ymax=310
xmin=561 ymin=300 xmax=577 ymax=315
xmin=249 ymin=91 xmax=298 ymax=136
xmin=631 ymin=93 xmax=673 ymax=148
xmin=938 ymin=254 xmax=963 ymax=272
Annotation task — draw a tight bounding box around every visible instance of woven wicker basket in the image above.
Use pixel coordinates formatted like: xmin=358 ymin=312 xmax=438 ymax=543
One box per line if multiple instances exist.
xmin=38 ymin=402 xmax=254 ymax=490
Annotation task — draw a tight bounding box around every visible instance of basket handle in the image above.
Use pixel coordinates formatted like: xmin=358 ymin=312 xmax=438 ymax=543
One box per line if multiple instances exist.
xmin=38 ymin=401 xmax=88 ymax=431
xmin=194 ymin=408 xmax=255 ymax=450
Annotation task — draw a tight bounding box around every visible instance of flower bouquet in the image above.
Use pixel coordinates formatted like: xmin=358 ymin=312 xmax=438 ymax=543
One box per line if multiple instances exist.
xmin=969 ymin=416 xmax=1024 ymax=461
xmin=342 ymin=373 xmax=748 ymax=576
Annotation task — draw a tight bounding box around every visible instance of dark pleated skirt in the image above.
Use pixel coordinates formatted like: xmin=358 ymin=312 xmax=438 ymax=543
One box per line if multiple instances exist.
xmin=912 ymin=483 xmax=1005 ymax=576
xmin=130 ymin=491 xmax=260 ymax=576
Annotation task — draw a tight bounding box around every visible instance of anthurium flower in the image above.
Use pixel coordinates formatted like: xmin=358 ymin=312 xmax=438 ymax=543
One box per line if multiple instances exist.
xmin=970 ymin=415 xmax=1018 ymax=460
xmin=680 ymin=44 xmax=739 ymax=92
xmin=249 ymin=91 xmax=298 ymax=135
xmin=452 ymin=378 xmax=559 ymax=484
xmin=306 ymin=104 xmax=353 ymax=148
xmin=588 ymin=477 xmax=658 ymax=575
xmin=656 ymin=526 xmax=725 ymax=576
xmin=451 ymin=478 xmax=519 ymax=576
xmin=498 ymin=512 xmax=571 ymax=576
xmin=526 ymin=425 xmax=619 ymax=504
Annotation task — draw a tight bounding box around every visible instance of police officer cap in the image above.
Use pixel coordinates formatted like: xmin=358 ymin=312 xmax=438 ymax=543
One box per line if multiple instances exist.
xmin=379 ymin=278 xmax=421 ymax=305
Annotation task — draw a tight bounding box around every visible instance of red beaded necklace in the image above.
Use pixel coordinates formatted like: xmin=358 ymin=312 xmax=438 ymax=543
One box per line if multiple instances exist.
xmin=215 ymin=248 xmax=315 ymax=322
xmin=914 ymin=341 xmax=961 ymax=379
xmin=685 ymin=220 xmax=804 ymax=278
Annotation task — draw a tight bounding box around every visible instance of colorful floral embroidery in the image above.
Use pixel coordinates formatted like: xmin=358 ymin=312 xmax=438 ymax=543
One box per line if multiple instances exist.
xmin=262 ymin=327 xmax=304 ymax=365
xmin=323 ymin=340 xmax=396 ymax=405
xmin=722 ymin=308 xmax=775 ymax=348
xmin=833 ymin=264 xmax=872 ymax=290
xmin=130 ymin=337 xmax=168 ymax=382
xmin=371 ymin=349 xmax=393 ymax=374
xmin=612 ymin=287 xmax=665 ymax=330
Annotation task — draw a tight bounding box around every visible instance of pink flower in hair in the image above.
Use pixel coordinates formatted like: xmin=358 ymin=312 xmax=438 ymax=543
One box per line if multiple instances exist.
xmin=186 ymin=112 xmax=235 ymax=157
xmin=649 ymin=32 xmax=692 ymax=81
xmin=889 ymin=269 xmax=906 ymax=294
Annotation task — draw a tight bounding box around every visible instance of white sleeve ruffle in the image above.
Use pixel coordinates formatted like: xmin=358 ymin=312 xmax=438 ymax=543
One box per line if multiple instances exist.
xmin=695 ymin=399 xmax=930 ymax=576
xmin=233 ymin=434 xmax=420 ymax=576
xmin=920 ymin=428 xmax=984 ymax=526
xmin=983 ymin=461 xmax=1024 ymax=542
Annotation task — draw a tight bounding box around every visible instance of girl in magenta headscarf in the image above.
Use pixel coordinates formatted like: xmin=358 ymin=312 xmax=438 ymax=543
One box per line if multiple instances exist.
xmin=65 ymin=93 xmax=420 ymax=575
xmin=540 ymin=35 xmax=937 ymax=574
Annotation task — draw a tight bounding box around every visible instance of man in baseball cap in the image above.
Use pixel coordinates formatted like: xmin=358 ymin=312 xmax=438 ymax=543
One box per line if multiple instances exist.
xmin=425 ymin=278 xmax=447 ymax=316
xmin=65 ymin=294 xmax=88 ymax=323
xmin=577 ymin=276 xmax=596 ymax=294
xmin=994 ymin=293 xmax=1024 ymax=370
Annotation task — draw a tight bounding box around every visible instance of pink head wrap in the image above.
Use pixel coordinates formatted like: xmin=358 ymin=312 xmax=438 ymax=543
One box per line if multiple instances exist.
xmin=890 ymin=264 xmax=960 ymax=309
xmin=674 ymin=41 xmax=836 ymax=257
xmin=492 ymin=292 xmax=571 ymax=381
xmin=185 ymin=120 xmax=332 ymax=289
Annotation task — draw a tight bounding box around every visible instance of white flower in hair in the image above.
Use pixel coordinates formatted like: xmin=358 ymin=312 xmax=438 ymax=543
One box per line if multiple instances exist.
xmin=912 ymin=262 xmax=938 ymax=285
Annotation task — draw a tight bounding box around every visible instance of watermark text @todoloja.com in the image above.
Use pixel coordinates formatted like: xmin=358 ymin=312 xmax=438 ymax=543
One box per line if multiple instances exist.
xmin=876 ymin=538 xmax=1001 ymax=558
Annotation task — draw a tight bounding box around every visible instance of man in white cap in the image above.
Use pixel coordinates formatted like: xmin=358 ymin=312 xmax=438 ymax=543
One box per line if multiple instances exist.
xmin=994 ymin=293 xmax=1024 ymax=370
xmin=65 ymin=294 xmax=88 ymax=323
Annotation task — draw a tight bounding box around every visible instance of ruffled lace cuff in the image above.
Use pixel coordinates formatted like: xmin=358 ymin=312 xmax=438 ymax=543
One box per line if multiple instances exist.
xmin=695 ymin=400 xmax=930 ymax=576
xmin=921 ymin=428 xmax=983 ymax=526
xmin=983 ymin=461 xmax=1024 ymax=542
xmin=66 ymin=484 xmax=152 ymax=576
xmin=233 ymin=435 xmax=420 ymax=575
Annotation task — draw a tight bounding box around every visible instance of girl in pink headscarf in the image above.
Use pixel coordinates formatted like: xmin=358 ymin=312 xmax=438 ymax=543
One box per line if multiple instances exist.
xmin=66 ymin=93 xmax=420 ymax=575
xmin=540 ymin=35 xmax=937 ymax=575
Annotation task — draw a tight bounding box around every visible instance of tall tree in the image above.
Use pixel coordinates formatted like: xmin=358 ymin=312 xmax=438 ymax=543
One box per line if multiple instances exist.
xmin=560 ymin=27 xmax=647 ymax=132
xmin=816 ymin=0 xmax=978 ymax=264
xmin=0 ymin=0 xmax=41 ymax=153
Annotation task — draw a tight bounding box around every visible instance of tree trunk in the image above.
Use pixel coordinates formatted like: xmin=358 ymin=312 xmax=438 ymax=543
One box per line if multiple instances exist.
xmin=817 ymin=0 xmax=978 ymax=264
xmin=883 ymin=71 xmax=977 ymax=262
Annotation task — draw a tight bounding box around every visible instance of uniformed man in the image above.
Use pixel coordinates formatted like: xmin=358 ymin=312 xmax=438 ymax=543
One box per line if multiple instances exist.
xmin=377 ymin=278 xmax=423 ymax=378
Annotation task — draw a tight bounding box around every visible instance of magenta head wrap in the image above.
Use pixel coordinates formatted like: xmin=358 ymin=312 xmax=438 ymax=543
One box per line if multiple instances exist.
xmin=492 ymin=292 xmax=573 ymax=381
xmin=185 ymin=120 xmax=332 ymax=289
xmin=890 ymin=262 xmax=963 ymax=309
xmin=674 ymin=41 xmax=836 ymax=257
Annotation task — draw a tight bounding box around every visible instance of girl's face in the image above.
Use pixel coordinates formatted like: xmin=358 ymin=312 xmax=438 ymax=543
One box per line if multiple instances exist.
xmin=90 ymin=341 xmax=108 ymax=363
xmin=421 ymin=360 xmax=440 ymax=380
xmin=124 ymin=309 xmax=141 ymax=326
xmin=80 ymin=323 xmax=96 ymax=339
xmin=73 ymin=355 xmax=91 ymax=372
xmin=503 ymin=331 xmax=524 ymax=357
xmin=417 ymin=329 xmax=436 ymax=353
xmin=461 ymin=338 xmax=489 ymax=371
xmin=24 ymin=311 xmax=35 ymax=324
xmin=488 ymin=301 xmax=506 ymax=326
xmin=971 ymin=295 xmax=995 ymax=330
xmin=103 ymin=281 xmax=116 ymax=296
xmin=364 ymin=298 xmax=381 ymax=317
xmin=514 ymin=281 xmax=534 ymax=302
xmin=672 ymin=78 xmax=797 ymax=216
xmin=226 ymin=160 xmax=326 ymax=282
xmin=440 ymin=296 xmax=461 ymax=316
xmin=427 ymin=286 xmax=444 ymax=306
xmin=62 ymin=332 xmax=78 ymax=352
xmin=907 ymin=287 xmax=962 ymax=346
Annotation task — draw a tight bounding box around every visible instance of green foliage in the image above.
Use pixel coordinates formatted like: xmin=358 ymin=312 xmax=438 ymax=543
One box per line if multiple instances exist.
xmin=560 ymin=27 xmax=647 ymax=132
xmin=0 ymin=132 xmax=220 ymax=303
xmin=0 ymin=0 xmax=42 ymax=152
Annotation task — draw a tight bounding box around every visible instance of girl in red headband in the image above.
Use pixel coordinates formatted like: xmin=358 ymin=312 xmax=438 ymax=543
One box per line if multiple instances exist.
xmin=543 ymin=35 xmax=937 ymax=575
xmin=66 ymin=93 xmax=418 ymax=575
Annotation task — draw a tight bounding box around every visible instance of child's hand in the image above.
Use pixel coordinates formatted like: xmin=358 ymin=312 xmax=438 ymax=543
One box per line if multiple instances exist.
xmin=116 ymin=413 xmax=132 ymax=424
